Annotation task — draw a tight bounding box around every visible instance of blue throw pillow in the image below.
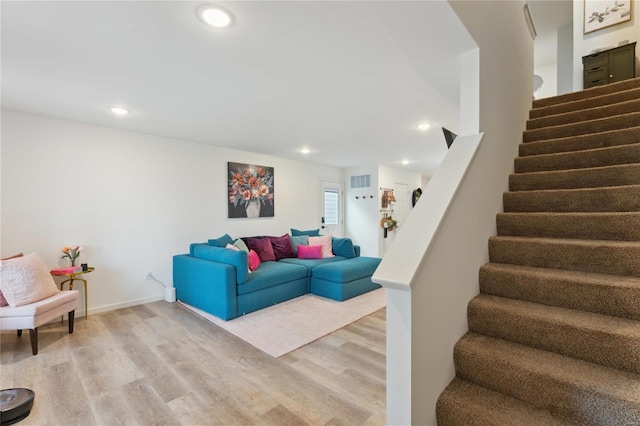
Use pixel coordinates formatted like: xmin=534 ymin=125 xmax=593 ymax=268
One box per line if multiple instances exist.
xmin=289 ymin=235 xmax=309 ymax=255
xmin=208 ymin=234 xmax=234 ymax=247
xmin=291 ymin=228 xmax=320 ymax=237
xmin=332 ymin=237 xmax=356 ymax=258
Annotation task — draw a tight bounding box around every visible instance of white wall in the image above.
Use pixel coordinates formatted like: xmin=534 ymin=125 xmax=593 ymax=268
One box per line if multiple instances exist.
xmin=344 ymin=165 xmax=379 ymax=257
xmin=557 ymin=24 xmax=574 ymax=94
xmin=572 ymin=0 xmax=639 ymax=91
xmin=377 ymin=165 xmax=422 ymax=257
xmin=534 ymin=62 xmax=558 ymax=99
xmin=1 ymin=110 xmax=344 ymax=315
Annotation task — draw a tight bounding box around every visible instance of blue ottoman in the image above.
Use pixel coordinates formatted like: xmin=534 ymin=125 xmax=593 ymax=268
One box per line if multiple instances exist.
xmin=311 ymin=257 xmax=382 ymax=301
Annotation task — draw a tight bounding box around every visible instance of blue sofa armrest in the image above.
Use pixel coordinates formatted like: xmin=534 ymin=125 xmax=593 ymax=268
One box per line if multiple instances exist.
xmin=173 ymin=254 xmax=238 ymax=320
xmin=189 ymin=243 xmax=249 ymax=284
xmin=354 ymin=245 xmax=361 ymax=257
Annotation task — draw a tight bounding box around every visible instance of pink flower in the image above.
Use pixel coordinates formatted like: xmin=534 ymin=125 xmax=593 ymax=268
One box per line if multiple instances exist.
xmin=242 ymin=189 xmax=251 ymax=201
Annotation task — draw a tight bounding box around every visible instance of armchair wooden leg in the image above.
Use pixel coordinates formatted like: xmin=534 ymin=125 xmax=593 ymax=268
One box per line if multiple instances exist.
xmin=17 ymin=330 xmax=22 ymax=337
xmin=68 ymin=310 xmax=75 ymax=334
xmin=29 ymin=328 xmax=38 ymax=355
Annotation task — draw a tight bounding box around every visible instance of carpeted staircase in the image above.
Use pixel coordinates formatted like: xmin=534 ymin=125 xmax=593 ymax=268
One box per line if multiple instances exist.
xmin=436 ymin=78 xmax=640 ymax=425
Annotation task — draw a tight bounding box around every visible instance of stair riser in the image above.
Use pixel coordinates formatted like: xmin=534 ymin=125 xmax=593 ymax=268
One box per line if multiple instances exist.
xmin=531 ymin=87 xmax=640 ymax=119
xmin=532 ymin=78 xmax=640 ymax=109
xmin=496 ymin=213 xmax=640 ymax=241
xmin=436 ymin=378 xmax=568 ymax=426
xmin=527 ymin=99 xmax=640 ymax=130
xmin=488 ymin=238 xmax=640 ymax=277
xmin=503 ymin=185 xmax=640 ymax=213
xmin=454 ymin=344 xmax=640 ymax=424
xmin=468 ymin=299 xmax=640 ymax=373
xmin=515 ymin=143 xmax=640 ymax=173
xmin=519 ymin=127 xmax=640 ymax=157
xmin=479 ymin=265 xmax=640 ymax=320
xmin=523 ymin=113 xmax=640 ymax=143
xmin=509 ymin=164 xmax=640 ymax=191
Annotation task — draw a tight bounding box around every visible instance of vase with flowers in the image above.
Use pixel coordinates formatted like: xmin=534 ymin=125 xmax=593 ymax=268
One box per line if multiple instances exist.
xmin=61 ymin=245 xmax=83 ymax=267
xmin=229 ymin=165 xmax=274 ymax=218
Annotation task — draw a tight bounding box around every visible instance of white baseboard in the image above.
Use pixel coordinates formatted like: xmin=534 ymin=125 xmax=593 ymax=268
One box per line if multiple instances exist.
xmin=85 ymin=294 xmax=165 ymax=316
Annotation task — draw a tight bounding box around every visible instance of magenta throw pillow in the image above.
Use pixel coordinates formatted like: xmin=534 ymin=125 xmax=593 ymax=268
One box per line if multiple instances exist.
xmin=269 ymin=234 xmax=295 ymax=261
xmin=247 ymin=237 xmax=276 ymax=262
xmin=248 ymin=249 xmax=261 ymax=271
xmin=297 ymin=245 xmax=323 ymax=259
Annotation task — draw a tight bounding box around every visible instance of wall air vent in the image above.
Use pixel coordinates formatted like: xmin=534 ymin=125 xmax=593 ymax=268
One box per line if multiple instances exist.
xmin=350 ymin=175 xmax=371 ymax=189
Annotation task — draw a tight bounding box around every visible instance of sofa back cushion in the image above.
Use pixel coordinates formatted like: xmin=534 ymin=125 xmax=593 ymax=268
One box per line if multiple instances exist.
xmin=208 ymin=234 xmax=234 ymax=247
xmin=291 ymin=228 xmax=320 ymax=236
xmin=190 ymin=244 xmax=249 ymax=284
xmin=332 ymin=237 xmax=356 ymax=259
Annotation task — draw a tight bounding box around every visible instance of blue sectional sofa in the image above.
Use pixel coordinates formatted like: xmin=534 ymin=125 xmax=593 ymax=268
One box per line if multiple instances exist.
xmin=173 ymin=237 xmax=381 ymax=320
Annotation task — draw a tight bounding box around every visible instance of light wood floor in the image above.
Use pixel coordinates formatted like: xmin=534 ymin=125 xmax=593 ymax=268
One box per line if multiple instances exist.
xmin=0 ymin=301 xmax=386 ymax=425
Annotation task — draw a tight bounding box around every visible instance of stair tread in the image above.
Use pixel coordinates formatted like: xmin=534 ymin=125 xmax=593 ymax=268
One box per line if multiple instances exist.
xmin=496 ymin=211 xmax=640 ymax=241
xmin=531 ymin=86 xmax=640 ymax=119
xmin=523 ymin=112 xmax=640 ymax=143
xmin=519 ymin=126 xmax=640 ymax=156
xmin=470 ymin=294 xmax=640 ymax=373
xmin=481 ymin=262 xmax=640 ymax=287
xmin=532 ymin=78 xmax=640 ymax=109
xmin=469 ymin=294 xmax=640 ymax=350
xmin=515 ymin=143 xmax=640 ymax=173
xmin=490 ymin=235 xmax=640 ymax=247
xmin=480 ymin=263 xmax=640 ymax=322
xmin=527 ymin=98 xmax=640 ymax=130
xmin=455 ymin=331 xmax=640 ymax=412
xmin=506 ymin=183 xmax=640 ymax=194
xmin=437 ymin=377 xmax=573 ymax=426
xmin=509 ymin=163 xmax=640 ymax=191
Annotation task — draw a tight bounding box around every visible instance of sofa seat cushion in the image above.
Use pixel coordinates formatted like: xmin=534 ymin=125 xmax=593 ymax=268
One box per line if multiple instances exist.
xmin=237 ymin=262 xmax=307 ymax=295
xmin=312 ymin=257 xmax=381 ymax=283
xmin=278 ymin=256 xmax=347 ymax=277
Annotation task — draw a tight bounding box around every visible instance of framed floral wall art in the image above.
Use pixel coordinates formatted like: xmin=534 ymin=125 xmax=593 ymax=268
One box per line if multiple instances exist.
xmin=228 ymin=162 xmax=275 ymax=218
xmin=584 ymin=0 xmax=632 ymax=34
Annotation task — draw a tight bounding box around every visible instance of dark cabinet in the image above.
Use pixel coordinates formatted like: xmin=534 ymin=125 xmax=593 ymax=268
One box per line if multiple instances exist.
xmin=582 ymin=42 xmax=636 ymax=89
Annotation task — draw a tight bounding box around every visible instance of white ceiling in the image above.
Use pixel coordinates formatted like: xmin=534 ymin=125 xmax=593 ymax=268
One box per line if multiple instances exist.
xmin=1 ymin=1 xmax=478 ymax=177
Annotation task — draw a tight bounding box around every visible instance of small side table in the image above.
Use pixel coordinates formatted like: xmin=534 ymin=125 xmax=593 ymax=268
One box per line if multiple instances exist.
xmin=51 ymin=267 xmax=95 ymax=319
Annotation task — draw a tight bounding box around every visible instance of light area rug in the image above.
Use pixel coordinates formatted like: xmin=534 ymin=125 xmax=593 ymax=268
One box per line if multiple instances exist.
xmin=180 ymin=288 xmax=386 ymax=358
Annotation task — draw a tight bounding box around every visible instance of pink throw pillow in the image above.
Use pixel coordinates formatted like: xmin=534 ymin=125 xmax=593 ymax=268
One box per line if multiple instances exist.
xmin=248 ymin=249 xmax=261 ymax=271
xmin=308 ymin=235 xmax=334 ymax=258
xmin=297 ymin=245 xmax=323 ymax=259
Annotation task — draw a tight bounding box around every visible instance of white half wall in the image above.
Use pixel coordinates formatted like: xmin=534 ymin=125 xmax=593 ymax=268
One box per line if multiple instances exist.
xmin=1 ymin=110 xmax=344 ymax=314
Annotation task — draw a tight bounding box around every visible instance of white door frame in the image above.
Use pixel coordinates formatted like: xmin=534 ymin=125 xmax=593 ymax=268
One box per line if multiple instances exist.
xmin=321 ymin=180 xmax=344 ymax=237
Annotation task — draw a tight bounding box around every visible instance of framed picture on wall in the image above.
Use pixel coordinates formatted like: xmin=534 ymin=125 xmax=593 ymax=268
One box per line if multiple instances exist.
xmin=584 ymin=0 xmax=632 ymax=34
xmin=227 ymin=162 xmax=275 ymax=218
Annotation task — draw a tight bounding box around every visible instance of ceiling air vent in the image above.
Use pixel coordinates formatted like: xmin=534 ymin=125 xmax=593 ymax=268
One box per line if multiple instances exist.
xmin=350 ymin=175 xmax=371 ymax=189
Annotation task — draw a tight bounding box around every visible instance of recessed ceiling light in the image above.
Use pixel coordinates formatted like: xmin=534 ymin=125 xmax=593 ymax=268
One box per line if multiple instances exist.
xmin=197 ymin=5 xmax=233 ymax=28
xmin=417 ymin=123 xmax=432 ymax=131
xmin=401 ymin=159 xmax=409 ymax=165
xmin=300 ymin=148 xmax=311 ymax=154
xmin=110 ymin=107 xmax=129 ymax=115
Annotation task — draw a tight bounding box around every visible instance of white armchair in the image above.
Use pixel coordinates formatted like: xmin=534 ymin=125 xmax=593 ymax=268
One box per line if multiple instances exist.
xmin=0 ymin=252 xmax=79 ymax=355
xmin=1 ymin=291 xmax=78 ymax=355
